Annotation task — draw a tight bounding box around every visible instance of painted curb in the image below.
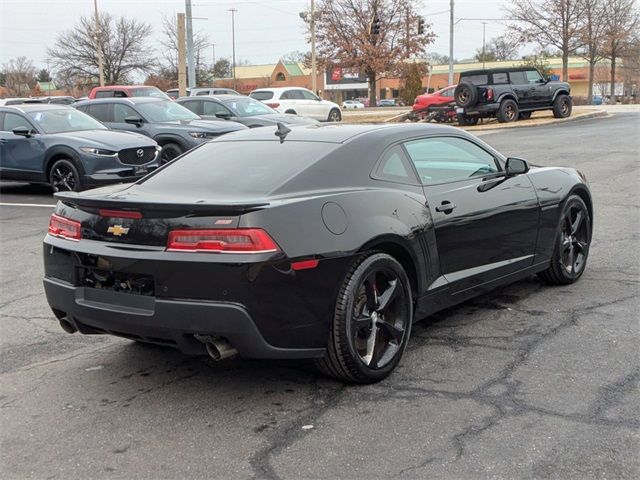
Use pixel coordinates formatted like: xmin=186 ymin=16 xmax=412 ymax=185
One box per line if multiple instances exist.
xmin=462 ymin=110 xmax=609 ymax=132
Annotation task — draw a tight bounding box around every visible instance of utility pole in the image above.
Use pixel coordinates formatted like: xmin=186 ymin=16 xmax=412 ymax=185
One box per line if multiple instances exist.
xmin=211 ymin=43 xmax=216 ymax=88
xmin=185 ymin=0 xmax=196 ymax=88
xmin=448 ymin=0 xmax=454 ymax=85
xmin=310 ymin=0 xmax=317 ymax=94
xmin=177 ymin=13 xmax=187 ymax=98
xmin=93 ymin=0 xmax=105 ymax=86
xmin=229 ymin=8 xmax=237 ymax=91
xmin=482 ymin=22 xmax=487 ymax=69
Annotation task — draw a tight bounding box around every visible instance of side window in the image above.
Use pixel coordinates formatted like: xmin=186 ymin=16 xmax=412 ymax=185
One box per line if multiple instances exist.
xmin=509 ymin=71 xmax=527 ymax=85
xmin=300 ymin=90 xmax=319 ymax=101
xmin=86 ymin=103 xmax=112 ymax=122
xmin=4 ymin=113 xmax=34 ymax=132
xmin=113 ymin=90 xmax=128 ymax=97
xmin=374 ymin=145 xmax=416 ymax=184
xmin=281 ymin=90 xmax=304 ymax=100
xmin=202 ymin=101 xmax=231 ymax=116
xmin=94 ymin=90 xmax=113 ymax=98
xmin=196 ymin=90 xmax=210 ymax=96
xmin=441 ymin=88 xmax=454 ymax=97
xmin=404 ymin=136 xmax=499 ymax=185
xmin=526 ymin=70 xmax=543 ymax=84
xmin=180 ymin=100 xmax=201 ymax=115
xmin=113 ymin=104 xmax=139 ymax=123
xmin=492 ymin=72 xmax=509 ymax=84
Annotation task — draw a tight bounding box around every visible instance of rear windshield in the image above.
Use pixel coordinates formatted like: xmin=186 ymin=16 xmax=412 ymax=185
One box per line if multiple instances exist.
xmin=250 ymin=91 xmax=274 ymax=101
xmin=137 ymin=140 xmax=337 ymax=198
xmin=131 ymin=87 xmax=169 ymax=99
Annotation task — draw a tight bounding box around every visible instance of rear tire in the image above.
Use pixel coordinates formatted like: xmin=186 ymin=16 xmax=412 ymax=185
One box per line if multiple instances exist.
xmin=457 ymin=114 xmax=479 ymax=126
xmin=552 ymin=94 xmax=572 ymax=118
xmin=160 ymin=143 xmax=183 ymax=164
xmin=49 ymin=159 xmax=82 ymax=192
xmin=496 ymin=99 xmax=519 ymax=123
xmin=315 ymin=252 xmax=413 ymax=384
xmin=284 ymin=109 xmax=297 ymax=115
xmin=455 ymin=81 xmax=479 ymax=107
xmin=328 ymin=108 xmax=342 ymax=122
xmin=538 ymin=195 xmax=591 ymax=285
xmin=518 ymin=111 xmax=532 ymax=120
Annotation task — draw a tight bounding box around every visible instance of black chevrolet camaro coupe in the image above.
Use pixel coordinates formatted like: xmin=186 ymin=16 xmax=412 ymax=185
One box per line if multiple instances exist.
xmin=43 ymin=124 xmax=592 ymax=383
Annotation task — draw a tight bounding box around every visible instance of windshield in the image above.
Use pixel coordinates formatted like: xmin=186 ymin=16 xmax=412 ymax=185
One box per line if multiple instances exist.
xmin=136 ymin=100 xmax=200 ymax=122
xmin=131 ymin=87 xmax=170 ymax=99
xmin=222 ymin=97 xmax=276 ymax=117
xmin=27 ymin=109 xmax=107 ymax=133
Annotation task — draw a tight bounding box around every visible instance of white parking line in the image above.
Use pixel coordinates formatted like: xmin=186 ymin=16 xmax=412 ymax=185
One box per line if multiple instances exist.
xmin=0 ymin=202 xmax=56 ymax=208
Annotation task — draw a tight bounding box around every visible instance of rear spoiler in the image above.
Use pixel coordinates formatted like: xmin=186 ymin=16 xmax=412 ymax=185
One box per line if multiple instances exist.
xmin=54 ymin=191 xmax=269 ymax=215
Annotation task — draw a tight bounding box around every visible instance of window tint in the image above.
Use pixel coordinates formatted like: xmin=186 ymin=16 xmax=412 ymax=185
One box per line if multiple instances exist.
xmin=526 ymin=70 xmax=543 ymax=83
xmin=95 ymin=90 xmax=114 ymax=98
xmin=509 ymin=71 xmax=527 ymax=84
xmin=375 ymin=146 xmax=415 ymax=183
xmin=203 ymin=101 xmax=232 ymax=116
xmin=113 ymin=104 xmax=139 ymax=123
xmin=86 ymin=103 xmax=111 ymax=122
xmin=461 ymin=74 xmax=488 ymax=85
xmin=4 ymin=113 xmax=34 ymax=132
xmin=138 ymin=141 xmax=338 ymax=197
xmin=404 ymin=136 xmax=499 ymax=185
xmin=250 ymin=91 xmax=274 ymax=101
xmin=492 ymin=72 xmax=508 ymax=84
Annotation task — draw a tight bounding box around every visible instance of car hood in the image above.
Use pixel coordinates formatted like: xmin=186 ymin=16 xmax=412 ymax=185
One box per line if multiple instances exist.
xmin=53 ymin=129 xmax=157 ymax=150
xmin=242 ymin=114 xmax=319 ymax=125
xmin=158 ymin=119 xmax=247 ymax=132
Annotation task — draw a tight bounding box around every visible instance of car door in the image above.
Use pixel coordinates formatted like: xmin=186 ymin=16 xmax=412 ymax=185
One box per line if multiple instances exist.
xmin=110 ymin=103 xmax=153 ymax=137
xmin=403 ymin=135 xmax=539 ymax=293
xmin=280 ymin=90 xmax=307 ymax=116
xmin=508 ymin=71 xmax=533 ymax=106
xmin=300 ymin=89 xmax=327 ymax=119
xmin=0 ymin=112 xmax=46 ymax=180
xmin=180 ymin=99 xmax=203 ymax=117
xmin=201 ymin=100 xmax=235 ymax=122
xmin=525 ymin=69 xmax=553 ymax=105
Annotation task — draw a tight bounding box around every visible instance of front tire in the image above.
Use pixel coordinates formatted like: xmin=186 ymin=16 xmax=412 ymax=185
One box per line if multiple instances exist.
xmin=496 ymin=99 xmax=519 ymax=123
xmin=328 ymin=108 xmax=342 ymax=122
xmin=49 ymin=159 xmax=82 ymax=192
xmin=160 ymin=143 xmax=183 ymax=164
xmin=552 ymin=94 xmax=572 ymax=118
xmin=538 ymin=195 xmax=591 ymax=285
xmin=315 ymin=253 xmax=413 ymax=384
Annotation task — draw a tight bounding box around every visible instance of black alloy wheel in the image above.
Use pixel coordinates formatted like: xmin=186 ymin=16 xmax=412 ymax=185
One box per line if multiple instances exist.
xmin=49 ymin=159 xmax=81 ymax=192
xmin=497 ymin=99 xmax=519 ymax=123
xmin=454 ymin=82 xmax=478 ymax=108
xmin=315 ymin=252 xmax=412 ymax=383
xmin=538 ymin=195 xmax=591 ymax=285
xmin=160 ymin=143 xmax=183 ymax=164
xmin=552 ymin=94 xmax=572 ymax=118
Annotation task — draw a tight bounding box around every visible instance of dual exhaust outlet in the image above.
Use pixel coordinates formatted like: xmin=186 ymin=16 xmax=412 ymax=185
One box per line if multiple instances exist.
xmin=57 ymin=319 xmax=237 ymax=362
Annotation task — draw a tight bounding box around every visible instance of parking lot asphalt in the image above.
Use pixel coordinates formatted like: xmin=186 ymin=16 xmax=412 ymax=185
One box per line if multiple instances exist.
xmin=1 ymin=113 xmax=639 ymax=479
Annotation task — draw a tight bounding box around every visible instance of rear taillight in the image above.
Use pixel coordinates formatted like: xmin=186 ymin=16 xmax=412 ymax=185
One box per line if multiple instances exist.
xmin=167 ymin=228 xmax=280 ymax=253
xmin=266 ymin=102 xmax=280 ymax=109
xmin=99 ymin=209 xmax=142 ymax=219
xmin=486 ymin=88 xmax=494 ymax=101
xmin=48 ymin=214 xmax=81 ymax=241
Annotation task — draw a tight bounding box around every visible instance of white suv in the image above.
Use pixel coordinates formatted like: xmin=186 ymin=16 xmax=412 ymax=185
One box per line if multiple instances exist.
xmin=249 ymin=87 xmax=342 ymax=122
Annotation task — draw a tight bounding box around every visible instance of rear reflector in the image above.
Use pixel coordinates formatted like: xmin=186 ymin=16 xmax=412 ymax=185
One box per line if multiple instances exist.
xmin=99 ymin=209 xmax=143 ymax=219
xmin=291 ymin=259 xmax=319 ymax=271
xmin=48 ymin=214 xmax=81 ymax=241
xmin=167 ymin=228 xmax=280 ymax=253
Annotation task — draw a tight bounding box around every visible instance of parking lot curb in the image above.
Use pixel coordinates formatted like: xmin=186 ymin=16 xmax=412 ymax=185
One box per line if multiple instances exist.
xmin=463 ymin=109 xmax=609 ymax=132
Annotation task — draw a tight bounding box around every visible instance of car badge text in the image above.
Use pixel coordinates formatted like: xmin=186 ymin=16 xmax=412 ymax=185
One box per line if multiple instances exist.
xmin=107 ymin=225 xmax=130 ymax=236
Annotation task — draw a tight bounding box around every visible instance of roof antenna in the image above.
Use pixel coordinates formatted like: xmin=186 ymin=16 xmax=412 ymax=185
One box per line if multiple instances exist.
xmin=274 ymin=122 xmax=291 ymax=143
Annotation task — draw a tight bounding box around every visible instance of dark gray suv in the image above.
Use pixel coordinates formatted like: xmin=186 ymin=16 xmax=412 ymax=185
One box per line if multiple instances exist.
xmin=74 ymin=97 xmax=247 ymax=163
xmin=0 ymin=104 xmax=160 ymax=192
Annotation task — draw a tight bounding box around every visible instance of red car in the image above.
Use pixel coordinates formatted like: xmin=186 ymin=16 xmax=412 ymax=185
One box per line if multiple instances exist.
xmin=88 ymin=85 xmax=170 ymax=100
xmin=412 ymin=85 xmax=456 ymax=114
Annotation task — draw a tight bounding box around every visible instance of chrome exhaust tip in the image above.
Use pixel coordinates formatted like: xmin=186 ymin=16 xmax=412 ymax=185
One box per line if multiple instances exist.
xmin=194 ymin=334 xmax=237 ymax=361
xmin=59 ymin=318 xmax=77 ymax=334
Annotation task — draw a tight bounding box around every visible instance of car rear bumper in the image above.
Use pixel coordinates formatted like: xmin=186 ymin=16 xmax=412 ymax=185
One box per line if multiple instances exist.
xmin=457 ymin=102 xmax=500 ymax=115
xmin=43 ymin=277 xmax=325 ymax=359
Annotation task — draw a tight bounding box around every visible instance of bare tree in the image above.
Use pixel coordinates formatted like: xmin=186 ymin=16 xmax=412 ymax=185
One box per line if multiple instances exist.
xmin=3 ymin=57 xmax=37 ymax=96
xmin=281 ymin=51 xmax=309 ymax=63
xmin=159 ymin=15 xmax=211 ymax=86
xmin=48 ymin=13 xmax=155 ymax=85
xmin=303 ymin=0 xmax=435 ymax=106
xmin=601 ymin=0 xmax=639 ymax=101
xmin=578 ymin=0 xmax=608 ymax=102
xmin=507 ymin=0 xmax=584 ymax=81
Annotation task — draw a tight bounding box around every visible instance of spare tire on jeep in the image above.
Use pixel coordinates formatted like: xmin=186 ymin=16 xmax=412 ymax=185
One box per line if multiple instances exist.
xmin=455 ymin=81 xmax=479 ymax=108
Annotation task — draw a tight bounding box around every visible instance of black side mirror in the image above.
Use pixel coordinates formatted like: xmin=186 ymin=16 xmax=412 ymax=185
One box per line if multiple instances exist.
xmin=505 ymin=157 xmax=529 ymax=176
xmin=124 ymin=116 xmax=144 ymax=127
xmin=12 ymin=126 xmax=34 ymax=138
xmin=215 ymin=112 xmax=231 ymax=120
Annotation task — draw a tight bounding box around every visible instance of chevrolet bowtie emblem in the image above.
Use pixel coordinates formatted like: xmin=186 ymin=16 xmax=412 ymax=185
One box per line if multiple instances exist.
xmin=107 ymin=225 xmax=130 ymax=236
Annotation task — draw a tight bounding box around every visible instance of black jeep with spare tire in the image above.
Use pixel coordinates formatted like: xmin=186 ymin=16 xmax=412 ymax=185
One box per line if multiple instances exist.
xmin=454 ymin=67 xmax=572 ymax=125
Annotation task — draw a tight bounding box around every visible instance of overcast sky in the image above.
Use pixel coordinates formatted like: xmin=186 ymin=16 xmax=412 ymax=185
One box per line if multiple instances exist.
xmin=1 ymin=0 xmax=510 ymax=72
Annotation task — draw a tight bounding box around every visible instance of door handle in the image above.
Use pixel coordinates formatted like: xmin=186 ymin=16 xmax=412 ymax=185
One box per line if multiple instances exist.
xmin=435 ymin=201 xmax=457 ymax=214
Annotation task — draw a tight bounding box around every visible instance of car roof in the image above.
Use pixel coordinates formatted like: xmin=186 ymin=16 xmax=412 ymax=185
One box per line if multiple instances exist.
xmin=0 ymin=103 xmax=72 ymax=113
xmin=250 ymin=87 xmax=312 ymax=93
xmin=75 ymin=97 xmax=167 ymax=106
xmin=461 ymin=67 xmax=535 ymax=75
xmin=216 ymin=123 xmax=462 ymax=145
xmin=92 ymin=85 xmax=155 ymax=90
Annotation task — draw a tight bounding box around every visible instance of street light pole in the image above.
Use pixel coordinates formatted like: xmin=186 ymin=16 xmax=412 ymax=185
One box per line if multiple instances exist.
xmin=448 ymin=0 xmax=454 ymax=85
xmin=310 ymin=0 xmax=317 ymax=94
xmin=482 ymin=22 xmax=487 ymax=69
xmin=186 ymin=0 xmax=196 ymax=88
xmin=211 ymin=43 xmax=216 ymax=88
xmin=229 ymin=8 xmax=237 ymax=91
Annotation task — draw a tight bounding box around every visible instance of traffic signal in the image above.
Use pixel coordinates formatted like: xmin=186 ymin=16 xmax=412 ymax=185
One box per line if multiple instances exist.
xmin=369 ymin=16 xmax=381 ymax=36
xmin=417 ymin=17 xmax=425 ymax=35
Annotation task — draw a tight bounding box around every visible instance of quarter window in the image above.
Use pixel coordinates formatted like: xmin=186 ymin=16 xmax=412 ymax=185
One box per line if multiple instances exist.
xmin=404 ymin=136 xmax=499 ymax=185
xmin=374 ymin=146 xmax=416 ymax=183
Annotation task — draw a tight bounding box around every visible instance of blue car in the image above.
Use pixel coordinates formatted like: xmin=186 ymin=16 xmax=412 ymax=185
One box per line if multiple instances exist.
xmin=0 ymin=104 xmax=160 ymax=192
